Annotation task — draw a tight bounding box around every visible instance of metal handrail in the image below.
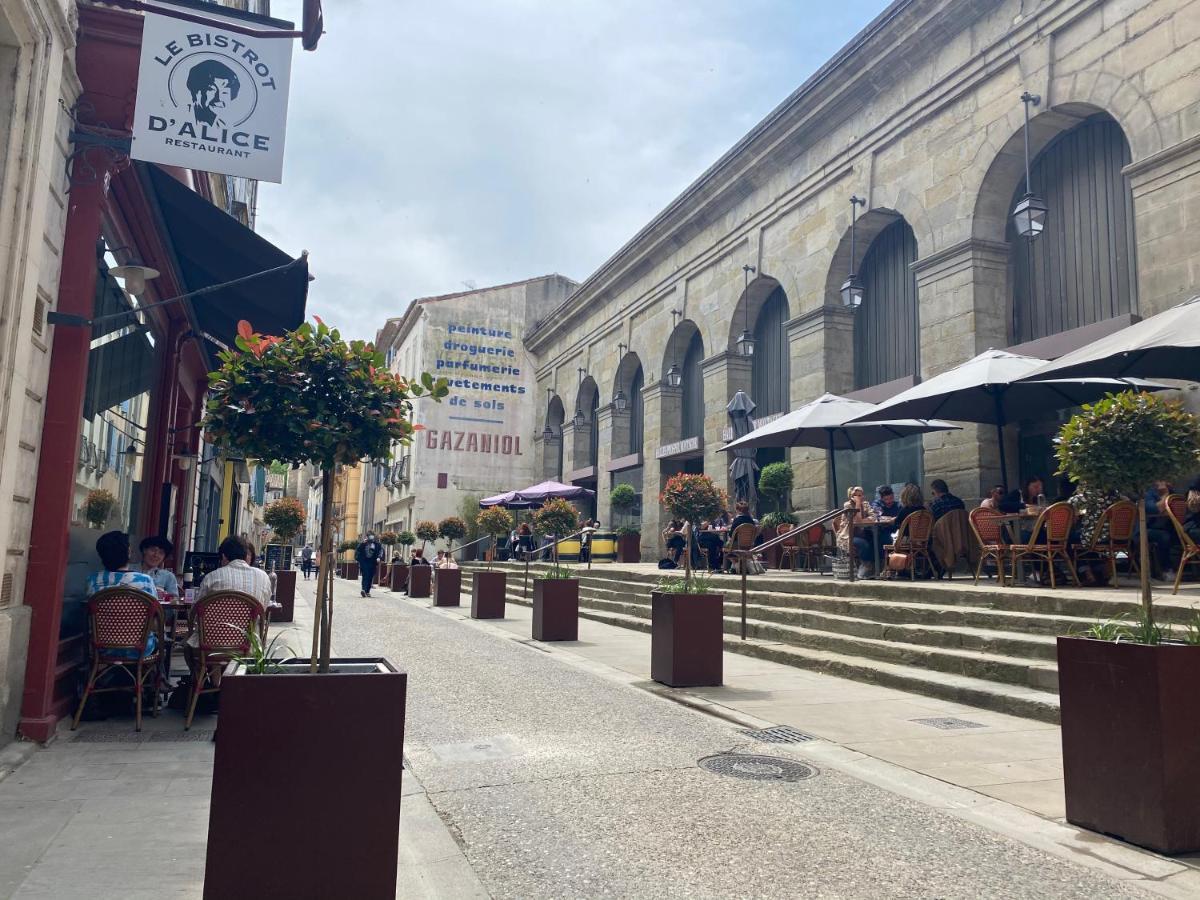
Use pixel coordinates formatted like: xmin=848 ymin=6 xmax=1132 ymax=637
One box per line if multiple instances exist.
xmin=507 ymin=528 xmax=592 ymax=600
xmin=451 ymin=534 xmax=494 ymax=561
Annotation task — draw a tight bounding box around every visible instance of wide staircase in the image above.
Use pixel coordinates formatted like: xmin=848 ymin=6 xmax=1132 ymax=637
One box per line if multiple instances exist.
xmin=460 ymin=561 xmax=1198 ymax=724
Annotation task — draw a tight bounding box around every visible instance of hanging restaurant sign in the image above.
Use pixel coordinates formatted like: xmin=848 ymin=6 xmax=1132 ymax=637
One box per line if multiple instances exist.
xmin=131 ymin=11 xmax=293 ymax=183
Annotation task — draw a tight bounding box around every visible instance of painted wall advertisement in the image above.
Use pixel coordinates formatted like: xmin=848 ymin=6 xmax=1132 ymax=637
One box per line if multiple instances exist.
xmin=131 ymin=12 xmax=293 ymax=182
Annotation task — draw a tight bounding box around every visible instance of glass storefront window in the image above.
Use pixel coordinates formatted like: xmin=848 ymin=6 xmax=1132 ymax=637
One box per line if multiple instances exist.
xmin=610 ymin=466 xmax=643 ymax=529
xmin=834 ymin=433 xmax=923 ymax=502
xmin=74 ymin=250 xmax=162 ymax=534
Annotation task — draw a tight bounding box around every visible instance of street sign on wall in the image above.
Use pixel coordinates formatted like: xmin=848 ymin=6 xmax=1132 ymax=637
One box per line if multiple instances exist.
xmin=131 ymin=11 xmax=293 ymax=183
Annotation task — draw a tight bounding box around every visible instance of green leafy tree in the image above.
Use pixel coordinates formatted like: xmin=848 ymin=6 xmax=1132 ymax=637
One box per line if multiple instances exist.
xmin=660 ymin=473 xmax=727 ymax=591
xmin=84 ymin=488 xmax=116 ymax=529
xmin=202 ymin=316 xmax=448 ymax=671
xmin=1056 ymin=391 xmax=1200 ymax=622
xmin=533 ymin=498 xmax=579 ymax=563
xmin=609 ymin=483 xmax=638 ymax=529
xmin=396 ymin=530 xmax=416 ymax=561
xmin=758 ymin=462 xmax=794 ymax=513
xmin=457 ymin=493 xmax=483 ymax=543
xmin=263 ymin=496 xmax=305 ymax=545
xmin=414 ymin=520 xmax=439 ymax=552
xmin=437 ymin=516 xmax=467 ymax=553
xmin=476 ymin=507 xmax=513 ymax=570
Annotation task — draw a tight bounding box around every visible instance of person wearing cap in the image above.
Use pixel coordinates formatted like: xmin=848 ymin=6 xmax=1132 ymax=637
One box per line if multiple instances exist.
xmin=138 ymin=535 xmax=179 ymax=597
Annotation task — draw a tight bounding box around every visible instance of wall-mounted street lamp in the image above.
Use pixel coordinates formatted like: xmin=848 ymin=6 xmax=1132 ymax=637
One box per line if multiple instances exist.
xmin=542 ymin=387 xmax=557 ymax=441
xmin=572 ymin=368 xmax=587 ymax=428
xmin=666 ymin=310 xmax=683 ymax=388
xmin=1012 ymin=92 xmax=1048 ymax=240
xmin=737 ymin=265 xmax=756 ymax=357
xmin=840 ymin=195 xmax=866 ymax=310
xmin=613 ymin=343 xmax=629 ymax=411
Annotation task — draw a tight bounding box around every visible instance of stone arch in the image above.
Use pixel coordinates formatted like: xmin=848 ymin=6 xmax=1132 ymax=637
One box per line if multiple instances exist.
xmin=612 ymin=350 xmax=643 ymax=401
xmin=661 ymin=318 xmax=702 ymax=382
xmin=727 ymin=274 xmax=786 ymax=352
xmin=544 ymin=393 xmax=565 ymax=480
xmin=822 ymin=206 xmax=908 ymax=308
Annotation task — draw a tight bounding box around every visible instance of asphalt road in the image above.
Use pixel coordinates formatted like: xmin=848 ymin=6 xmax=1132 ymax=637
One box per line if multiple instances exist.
xmin=311 ymin=576 xmax=1144 ymax=900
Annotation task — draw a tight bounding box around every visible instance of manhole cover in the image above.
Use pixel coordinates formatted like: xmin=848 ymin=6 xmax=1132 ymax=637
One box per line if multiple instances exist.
xmin=738 ymin=725 xmax=815 ymax=744
xmin=910 ymin=716 xmax=987 ymax=730
xmin=698 ymin=753 xmax=817 ymax=782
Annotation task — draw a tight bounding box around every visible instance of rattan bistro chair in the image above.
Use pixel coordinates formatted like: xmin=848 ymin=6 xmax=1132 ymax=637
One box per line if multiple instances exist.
xmin=724 ymin=523 xmax=759 ymax=574
xmin=184 ymin=590 xmax=265 ymax=730
xmin=970 ymin=507 xmax=1010 ymax=587
xmin=1073 ymin=499 xmax=1137 ymax=588
xmin=72 ymin=587 xmax=165 ymax=732
xmin=883 ymin=509 xmax=934 ymax=580
xmin=1165 ymin=494 xmax=1200 ymax=595
xmin=1009 ymin=501 xmax=1079 ymax=588
xmin=776 ymin=523 xmax=801 ymax=570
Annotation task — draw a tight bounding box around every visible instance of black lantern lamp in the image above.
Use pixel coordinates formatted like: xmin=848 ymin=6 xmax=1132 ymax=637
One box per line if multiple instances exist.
xmin=736 ymin=264 xmax=756 ymax=357
xmin=572 ymin=368 xmax=587 ymax=427
xmin=542 ymin=388 xmax=557 ymax=442
xmin=614 ymin=343 xmax=629 ymax=411
xmin=840 ymin=195 xmax=866 ymax=310
xmin=1012 ymin=92 xmax=1047 ymax=239
xmin=666 ymin=310 xmax=683 ymax=388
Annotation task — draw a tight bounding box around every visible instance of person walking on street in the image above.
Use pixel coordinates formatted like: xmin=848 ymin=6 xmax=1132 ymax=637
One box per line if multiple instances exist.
xmin=355 ymin=531 xmax=383 ymax=597
xmin=300 ymin=543 xmax=314 ymax=580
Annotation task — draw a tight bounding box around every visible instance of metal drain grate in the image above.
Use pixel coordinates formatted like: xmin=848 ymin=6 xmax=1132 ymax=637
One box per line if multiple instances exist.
xmin=910 ymin=716 xmax=987 ymax=730
xmin=738 ymin=726 xmax=815 ymax=744
xmin=699 ymin=753 xmax=817 ymax=782
xmin=68 ymin=731 xmax=145 ymax=743
xmin=147 ymin=730 xmax=216 ymax=742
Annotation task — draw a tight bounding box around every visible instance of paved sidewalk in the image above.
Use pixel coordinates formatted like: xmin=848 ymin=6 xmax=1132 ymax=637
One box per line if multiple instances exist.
xmin=397 ymin=579 xmax=1200 ymax=894
xmin=0 ymin=590 xmax=485 ymax=900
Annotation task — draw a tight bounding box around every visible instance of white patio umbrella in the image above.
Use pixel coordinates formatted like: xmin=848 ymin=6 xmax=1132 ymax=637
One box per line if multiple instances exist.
xmin=847 ymin=349 xmax=1166 ymax=488
xmin=721 ymin=392 xmax=960 ymax=508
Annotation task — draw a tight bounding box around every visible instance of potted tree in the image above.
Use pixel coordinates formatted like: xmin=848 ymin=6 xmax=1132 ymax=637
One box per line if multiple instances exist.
xmin=200 ymin=317 xmax=447 ymax=897
xmin=409 ymin=520 xmax=438 ymax=597
xmin=263 ymin=496 xmax=305 ymax=622
xmin=458 ymin=494 xmax=483 ymax=561
xmin=433 ymin=516 xmax=466 ymax=606
xmin=653 ymin=473 xmax=727 ymax=687
xmin=757 ymin=462 xmax=794 ymax=567
xmin=473 ymin=507 xmax=513 ymax=619
xmin=391 ymin=530 xmax=415 ymax=591
xmin=531 ymin=498 xmax=580 ymax=641
xmin=610 ymin=483 xmax=641 ymax=562
xmin=1055 ymin=391 xmax=1200 ymax=854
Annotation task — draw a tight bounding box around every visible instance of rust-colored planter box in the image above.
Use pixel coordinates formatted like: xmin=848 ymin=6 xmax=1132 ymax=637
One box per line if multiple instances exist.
xmin=376 ymin=563 xmax=387 ymax=585
xmin=204 ymin=659 xmax=406 ymax=899
xmin=532 ymin=578 xmax=578 ymax=641
xmin=390 ymin=563 xmax=409 ymax=591
xmin=346 ymin=561 xmax=359 ymax=581
xmin=617 ymin=533 xmax=641 ymax=563
xmin=1058 ymin=636 xmax=1200 ymax=854
xmin=651 ymin=592 xmax=724 ymax=687
xmin=272 ymin=570 xmax=296 ymax=623
xmin=408 ymin=564 xmax=431 ymax=598
xmin=433 ymin=568 xmax=461 ymax=606
xmin=471 ymin=571 xmax=506 ymax=619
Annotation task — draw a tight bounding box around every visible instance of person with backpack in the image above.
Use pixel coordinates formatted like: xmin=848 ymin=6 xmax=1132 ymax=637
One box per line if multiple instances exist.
xmin=355 ymin=531 xmax=383 ymax=597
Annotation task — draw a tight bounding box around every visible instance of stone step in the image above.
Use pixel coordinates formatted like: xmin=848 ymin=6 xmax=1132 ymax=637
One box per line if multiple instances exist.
xmin=499 ymin=590 xmax=1060 ymax=723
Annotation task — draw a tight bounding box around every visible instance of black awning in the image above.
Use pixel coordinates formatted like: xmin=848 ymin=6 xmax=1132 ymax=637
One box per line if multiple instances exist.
xmin=141 ymin=163 xmax=309 ymax=352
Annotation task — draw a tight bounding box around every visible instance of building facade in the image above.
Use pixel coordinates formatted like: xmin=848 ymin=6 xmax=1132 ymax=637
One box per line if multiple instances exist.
xmin=371 ymin=276 xmax=578 ymax=537
xmin=527 ymin=0 xmax=1200 ymax=558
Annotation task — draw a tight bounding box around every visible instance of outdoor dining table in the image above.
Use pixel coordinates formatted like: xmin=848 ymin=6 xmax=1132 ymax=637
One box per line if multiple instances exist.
xmin=993 ymin=510 xmax=1044 ymax=549
xmin=855 ymin=518 xmax=894 ymax=576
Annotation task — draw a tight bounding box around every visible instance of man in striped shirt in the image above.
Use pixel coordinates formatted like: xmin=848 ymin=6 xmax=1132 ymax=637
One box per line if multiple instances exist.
xmin=195 ymin=536 xmax=272 ymax=610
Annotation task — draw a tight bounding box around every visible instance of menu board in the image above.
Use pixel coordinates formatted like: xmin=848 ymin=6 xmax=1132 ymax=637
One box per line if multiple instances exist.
xmin=264 ymin=543 xmax=293 ymax=571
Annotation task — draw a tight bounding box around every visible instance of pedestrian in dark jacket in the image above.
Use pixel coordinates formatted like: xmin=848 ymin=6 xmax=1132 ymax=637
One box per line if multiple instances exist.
xmin=355 ymin=532 xmax=383 ymax=597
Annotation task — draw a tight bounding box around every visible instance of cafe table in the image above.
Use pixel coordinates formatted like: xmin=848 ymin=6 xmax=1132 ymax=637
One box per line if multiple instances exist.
xmin=994 ymin=509 xmax=1043 ymax=545
xmin=855 ymin=518 xmax=894 ymax=576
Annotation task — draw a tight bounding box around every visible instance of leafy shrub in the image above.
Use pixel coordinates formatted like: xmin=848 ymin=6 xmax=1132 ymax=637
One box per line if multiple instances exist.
xmin=758 ymin=462 xmax=794 ymax=512
xmin=415 ymin=520 xmax=439 ymax=548
xmin=263 ymin=496 xmax=305 ymax=544
xmin=759 ymin=511 xmax=799 ymax=529
xmin=437 ymin=516 xmax=467 ymax=548
xmin=533 ymin=498 xmax=579 ymax=538
xmin=84 ymin=488 xmax=116 ymax=529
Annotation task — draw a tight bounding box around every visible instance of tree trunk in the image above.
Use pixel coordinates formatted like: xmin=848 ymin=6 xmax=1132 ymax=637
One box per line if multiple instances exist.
xmin=1138 ymin=499 xmax=1153 ymax=623
xmin=310 ymin=470 xmax=336 ymax=673
xmin=684 ymin=522 xmax=693 ymax=593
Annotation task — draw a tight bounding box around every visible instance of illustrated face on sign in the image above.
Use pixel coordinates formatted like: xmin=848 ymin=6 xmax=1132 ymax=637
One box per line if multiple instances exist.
xmin=186 ymin=60 xmax=241 ymax=125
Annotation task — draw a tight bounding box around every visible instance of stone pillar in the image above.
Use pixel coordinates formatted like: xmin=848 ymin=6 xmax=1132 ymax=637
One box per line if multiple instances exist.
xmin=594 ymin=404 xmax=620 ymax=525
xmin=700 ymin=352 xmax=751 ymax=500
xmin=912 ymin=238 xmax=1009 ymax=502
xmin=784 ymin=306 xmax=855 ymax=515
xmin=561 ymin=418 xmax=588 ymax=479
xmin=640 ymin=380 xmax=682 ymax=560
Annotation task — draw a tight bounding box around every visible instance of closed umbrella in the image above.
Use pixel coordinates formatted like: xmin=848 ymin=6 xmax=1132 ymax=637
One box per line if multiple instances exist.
xmin=726 ymin=392 xmax=759 ymax=507
xmin=1017 ymin=296 xmax=1200 ymax=381
xmin=721 ymin=393 xmax=960 ymax=508
xmin=847 ymin=349 xmax=1166 ymax=488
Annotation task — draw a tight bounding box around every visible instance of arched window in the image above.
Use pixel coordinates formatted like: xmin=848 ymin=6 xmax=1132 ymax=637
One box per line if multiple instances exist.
xmin=546 ymin=397 xmax=565 ymax=480
xmin=752 ymin=287 xmax=790 ymax=416
xmin=588 ymin=389 xmax=600 ymax=467
xmin=1008 ymin=113 xmax=1135 ymax=344
xmin=854 ymin=218 xmax=919 ymax=389
xmin=681 ymin=332 xmax=704 ymax=440
xmin=628 ymin=366 xmax=644 ymax=455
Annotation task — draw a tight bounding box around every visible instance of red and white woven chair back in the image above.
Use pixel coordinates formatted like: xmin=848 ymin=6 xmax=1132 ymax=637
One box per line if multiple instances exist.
xmin=1105 ymin=500 xmax=1137 ymax=543
xmin=777 ymin=523 xmax=796 ymax=546
xmin=90 ymin=588 xmax=156 ymax=651
xmin=969 ymin=508 xmax=1003 ymax=545
xmin=194 ymin=592 xmax=263 ymax=653
xmin=1041 ymin=502 xmax=1075 ymax=546
xmin=905 ymin=510 xmax=933 ymax=547
xmin=732 ymin=523 xmax=757 ymax=551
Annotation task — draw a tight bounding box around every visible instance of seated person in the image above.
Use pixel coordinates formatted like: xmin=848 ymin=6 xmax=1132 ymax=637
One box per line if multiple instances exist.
xmin=1185 ymin=476 xmax=1200 ymax=543
xmin=87 ymin=531 xmax=160 ymax=658
xmin=1068 ymin=484 xmax=1122 ymax=586
xmin=871 ymin=485 xmax=901 ymax=519
xmin=409 ymin=548 xmax=431 ymax=566
xmin=728 ymin=501 xmax=756 ymax=532
xmin=928 ymin=480 xmax=965 ymax=522
xmin=662 ymin=520 xmax=686 ymax=564
xmin=710 ymin=510 xmax=732 ymax=532
xmin=696 ymin=520 xmax=724 ymax=571
xmin=837 ymin=486 xmax=875 ymax=578
xmin=1021 ymin=476 xmax=1046 ymax=508
xmin=435 ymin=550 xmax=458 ymax=570
xmin=1142 ymin=480 xmax=1178 ymax=580
xmin=195 ymin=535 xmax=273 ymax=610
xmin=893 ymin=483 xmax=926 ymax=534
xmin=979 ymin=485 xmax=1005 ymax=510
xmin=137 ymin=535 xmax=179 ymax=597
xmin=513 ymin=524 xmax=536 ymax=557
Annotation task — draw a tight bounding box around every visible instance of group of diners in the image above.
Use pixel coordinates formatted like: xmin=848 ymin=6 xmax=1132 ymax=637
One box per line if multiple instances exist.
xmin=661 ymin=502 xmax=758 ymax=571
xmin=835 ymin=480 xmax=967 ymax=580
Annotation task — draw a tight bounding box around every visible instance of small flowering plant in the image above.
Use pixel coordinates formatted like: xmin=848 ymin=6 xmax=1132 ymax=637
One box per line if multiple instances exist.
xmin=437 ymin=516 xmax=467 ymax=552
xmin=660 ymin=473 xmax=727 ymax=590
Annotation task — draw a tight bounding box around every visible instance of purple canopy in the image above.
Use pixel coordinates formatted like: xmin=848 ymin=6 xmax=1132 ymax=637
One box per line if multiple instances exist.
xmin=479 ymin=480 xmax=596 ymax=509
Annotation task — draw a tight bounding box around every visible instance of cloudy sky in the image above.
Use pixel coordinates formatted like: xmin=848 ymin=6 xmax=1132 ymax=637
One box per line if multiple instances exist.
xmin=258 ymin=1 xmax=890 ymax=341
